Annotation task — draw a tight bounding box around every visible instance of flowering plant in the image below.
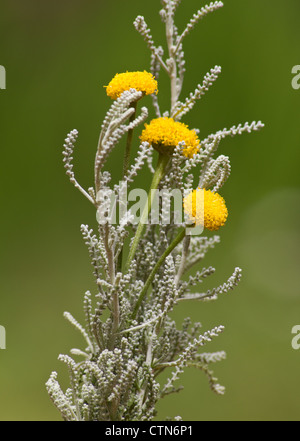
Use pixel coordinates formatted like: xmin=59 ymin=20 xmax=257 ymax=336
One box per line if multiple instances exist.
xmin=46 ymin=0 xmax=263 ymax=421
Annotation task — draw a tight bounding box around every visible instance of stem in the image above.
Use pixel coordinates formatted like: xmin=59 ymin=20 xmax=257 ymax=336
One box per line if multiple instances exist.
xmin=166 ymin=7 xmax=178 ymax=113
xmin=138 ymin=335 xmax=153 ymax=412
xmin=94 ymin=130 xmax=105 ymax=196
xmin=125 ymin=153 xmax=170 ymax=273
xmin=123 ymin=102 xmax=137 ymax=178
xmin=112 ymin=290 xmax=119 ymax=333
xmin=109 ymin=289 xmax=120 ymax=350
xmin=117 ymin=102 xmax=137 ymax=272
xmin=132 ymin=227 xmax=186 ymax=319
xmin=154 ymin=50 xmax=169 ymax=75
xmin=104 ymin=223 xmax=115 ymax=285
xmin=109 ymin=273 xmax=122 ymax=350
xmin=174 ymin=235 xmax=190 ymax=287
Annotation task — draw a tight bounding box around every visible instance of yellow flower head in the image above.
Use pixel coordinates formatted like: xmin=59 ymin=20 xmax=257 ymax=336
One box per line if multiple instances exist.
xmin=140 ymin=117 xmax=200 ymax=159
xmin=184 ymin=188 xmax=228 ymax=231
xmin=105 ymin=71 xmax=158 ymax=100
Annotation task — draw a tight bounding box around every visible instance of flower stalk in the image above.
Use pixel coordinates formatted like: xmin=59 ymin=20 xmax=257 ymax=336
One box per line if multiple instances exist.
xmin=123 ymin=102 xmax=137 ymax=179
xmin=132 ymin=227 xmax=186 ymax=319
xmin=125 ymin=152 xmax=170 ymax=273
xmin=118 ymin=101 xmax=138 ymax=272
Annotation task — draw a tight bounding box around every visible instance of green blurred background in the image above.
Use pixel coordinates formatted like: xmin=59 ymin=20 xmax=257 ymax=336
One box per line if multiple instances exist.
xmin=0 ymin=0 xmax=299 ymax=421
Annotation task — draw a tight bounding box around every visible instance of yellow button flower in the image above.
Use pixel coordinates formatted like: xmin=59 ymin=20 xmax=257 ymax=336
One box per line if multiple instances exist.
xmin=184 ymin=188 xmax=228 ymax=231
xmin=140 ymin=117 xmax=200 ymax=159
xmin=105 ymin=71 xmax=158 ymax=100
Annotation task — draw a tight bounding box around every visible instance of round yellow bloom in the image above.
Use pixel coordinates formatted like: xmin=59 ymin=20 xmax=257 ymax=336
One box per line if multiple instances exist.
xmin=140 ymin=117 xmax=200 ymax=159
xmin=105 ymin=71 xmax=158 ymax=100
xmin=184 ymin=188 xmax=228 ymax=231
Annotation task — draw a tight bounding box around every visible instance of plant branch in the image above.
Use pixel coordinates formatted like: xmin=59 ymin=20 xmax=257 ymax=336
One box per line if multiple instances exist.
xmin=125 ymin=153 xmax=170 ymax=273
xmin=132 ymin=227 xmax=186 ymax=319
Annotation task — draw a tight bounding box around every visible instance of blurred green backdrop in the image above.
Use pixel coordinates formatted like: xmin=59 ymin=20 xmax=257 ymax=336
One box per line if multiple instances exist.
xmin=0 ymin=0 xmax=299 ymax=421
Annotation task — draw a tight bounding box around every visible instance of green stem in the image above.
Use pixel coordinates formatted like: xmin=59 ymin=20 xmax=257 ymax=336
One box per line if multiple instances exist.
xmin=125 ymin=153 xmax=170 ymax=273
xmin=117 ymin=102 xmax=137 ymax=272
xmin=132 ymin=227 xmax=186 ymax=319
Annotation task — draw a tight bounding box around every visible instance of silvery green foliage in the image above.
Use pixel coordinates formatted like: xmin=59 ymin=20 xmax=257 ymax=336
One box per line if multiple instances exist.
xmin=47 ymin=0 xmax=263 ymax=421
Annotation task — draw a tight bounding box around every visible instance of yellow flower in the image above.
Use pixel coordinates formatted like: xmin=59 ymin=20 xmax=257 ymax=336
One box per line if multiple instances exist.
xmin=140 ymin=117 xmax=200 ymax=159
xmin=184 ymin=188 xmax=228 ymax=231
xmin=105 ymin=71 xmax=158 ymax=100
